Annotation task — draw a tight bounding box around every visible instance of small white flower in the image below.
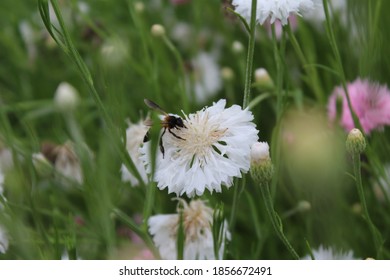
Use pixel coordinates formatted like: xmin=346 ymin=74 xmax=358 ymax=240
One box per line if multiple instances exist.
xmin=54 ymin=82 xmax=79 ymax=111
xmin=121 ymin=119 xmax=150 ymax=186
xmin=148 ymin=199 xmax=230 ymax=260
xmin=141 ymin=99 xmax=258 ymax=197
xmin=232 ymin=0 xmax=319 ymax=25
xmin=302 ymin=245 xmax=356 ymax=260
xmin=190 ymin=52 xmax=222 ymax=104
xmin=0 ymin=225 xmax=8 ymax=254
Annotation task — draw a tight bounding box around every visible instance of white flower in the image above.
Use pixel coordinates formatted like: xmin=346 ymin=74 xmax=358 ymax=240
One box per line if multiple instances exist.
xmin=0 ymin=225 xmax=8 ymax=254
xmin=148 ymin=199 xmax=230 ymax=260
xmin=120 ymin=119 xmax=150 ymax=186
xmin=232 ymin=0 xmax=319 ymax=25
xmin=302 ymin=245 xmax=356 ymax=260
xmin=141 ymin=99 xmax=258 ymax=197
xmin=190 ymin=52 xmax=222 ymax=104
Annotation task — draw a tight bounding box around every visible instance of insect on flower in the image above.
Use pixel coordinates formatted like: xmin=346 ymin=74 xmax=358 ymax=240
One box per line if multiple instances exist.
xmin=144 ymin=99 xmax=187 ymax=157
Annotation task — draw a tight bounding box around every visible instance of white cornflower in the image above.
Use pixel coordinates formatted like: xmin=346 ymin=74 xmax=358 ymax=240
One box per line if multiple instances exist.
xmin=232 ymin=0 xmax=319 ymax=25
xmin=120 ymin=119 xmax=150 ymax=186
xmin=148 ymin=199 xmax=230 ymax=260
xmin=302 ymin=245 xmax=356 ymax=260
xmin=189 ymin=52 xmax=222 ymax=104
xmin=0 ymin=225 xmax=8 ymax=254
xmin=141 ymin=99 xmax=258 ymax=197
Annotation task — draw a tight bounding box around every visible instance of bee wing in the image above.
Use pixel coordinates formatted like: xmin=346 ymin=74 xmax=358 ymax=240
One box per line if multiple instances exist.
xmin=144 ymin=99 xmax=168 ymax=116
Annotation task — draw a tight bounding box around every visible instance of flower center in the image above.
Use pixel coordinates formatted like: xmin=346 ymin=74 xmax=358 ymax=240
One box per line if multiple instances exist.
xmin=170 ymin=112 xmax=228 ymax=165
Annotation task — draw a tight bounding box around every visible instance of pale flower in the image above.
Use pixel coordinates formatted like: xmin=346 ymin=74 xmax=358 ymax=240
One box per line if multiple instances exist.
xmin=189 ymin=52 xmax=222 ymax=104
xmin=302 ymin=245 xmax=356 ymax=260
xmin=120 ymin=119 xmax=150 ymax=186
xmin=328 ymin=79 xmax=390 ymax=134
xmin=41 ymin=141 xmax=84 ymax=185
xmin=232 ymin=0 xmax=319 ymax=25
xmin=141 ymin=99 xmax=259 ymax=197
xmin=148 ymin=199 xmax=230 ymax=260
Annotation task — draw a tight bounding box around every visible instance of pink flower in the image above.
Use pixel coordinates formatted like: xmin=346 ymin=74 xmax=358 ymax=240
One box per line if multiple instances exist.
xmin=328 ymin=79 xmax=390 ymax=134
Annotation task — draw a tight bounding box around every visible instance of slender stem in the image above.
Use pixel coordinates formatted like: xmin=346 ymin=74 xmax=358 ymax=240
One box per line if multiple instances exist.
xmin=231 ymin=0 xmax=257 ymax=230
xmin=284 ymin=24 xmax=323 ymax=103
xmin=351 ymin=153 xmax=382 ymax=257
xmin=242 ymin=0 xmax=258 ymax=108
xmin=260 ymin=183 xmax=300 ymax=259
xmin=113 ymin=209 xmax=160 ymax=259
xmin=229 ymin=176 xmax=245 ymax=229
xmin=322 ymin=0 xmax=362 ymax=131
xmin=271 ymin=25 xmax=284 ymax=120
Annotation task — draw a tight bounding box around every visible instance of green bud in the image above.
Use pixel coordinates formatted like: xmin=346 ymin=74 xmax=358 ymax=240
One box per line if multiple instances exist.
xmin=250 ymin=142 xmax=274 ymax=184
xmin=346 ymin=128 xmax=366 ymax=155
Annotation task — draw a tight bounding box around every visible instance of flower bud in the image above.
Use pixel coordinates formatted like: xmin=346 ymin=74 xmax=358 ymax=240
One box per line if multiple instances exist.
xmin=134 ymin=2 xmax=145 ymax=13
xmin=254 ymin=68 xmax=274 ymax=89
xmin=232 ymin=40 xmax=244 ymax=54
xmin=297 ymin=200 xmax=311 ymax=212
xmin=346 ymin=128 xmax=366 ymax=155
xmin=250 ymin=142 xmax=274 ymax=184
xmin=221 ymin=67 xmax=234 ymax=81
xmin=151 ymin=24 xmax=166 ymax=37
xmin=54 ymin=82 xmax=79 ymax=112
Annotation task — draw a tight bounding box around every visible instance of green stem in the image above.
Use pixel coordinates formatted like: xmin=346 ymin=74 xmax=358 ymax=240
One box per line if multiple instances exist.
xmin=260 ymin=183 xmax=300 ymax=260
xmin=351 ymin=152 xmax=382 ymax=258
xmin=231 ymin=0 xmax=257 ymax=231
xmin=113 ymin=209 xmax=160 ymax=259
xmin=162 ymin=36 xmax=189 ymax=112
xmin=229 ymin=176 xmax=245 ymax=229
xmin=242 ymin=0 xmax=258 ymax=108
xmin=284 ymin=24 xmax=323 ymax=103
xmin=322 ymin=0 xmax=362 ymax=131
xmin=271 ymin=25 xmax=284 ymax=120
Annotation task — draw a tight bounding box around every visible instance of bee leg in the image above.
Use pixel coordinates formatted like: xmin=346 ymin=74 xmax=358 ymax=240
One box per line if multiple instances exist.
xmin=160 ymin=128 xmax=166 ymax=158
xmin=143 ymin=130 xmax=150 ymax=143
xmin=168 ymin=129 xmax=186 ymax=140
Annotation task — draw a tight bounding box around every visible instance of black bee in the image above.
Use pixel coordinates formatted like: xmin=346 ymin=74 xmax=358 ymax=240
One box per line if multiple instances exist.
xmin=144 ymin=99 xmax=187 ymax=157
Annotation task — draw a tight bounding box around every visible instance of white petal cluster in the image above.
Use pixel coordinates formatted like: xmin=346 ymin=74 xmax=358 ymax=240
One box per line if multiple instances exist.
xmin=148 ymin=200 xmax=230 ymax=260
xmin=232 ymin=0 xmax=319 ymax=25
xmin=120 ymin=120 xmax=150 ymax=186
xmin=302 ymin=245 xmax=356 ymax=260
xmin=141 ymin=99 xmax=258 ymax=197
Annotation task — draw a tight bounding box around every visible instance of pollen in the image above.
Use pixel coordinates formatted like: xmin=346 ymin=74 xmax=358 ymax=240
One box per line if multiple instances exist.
xmin=171 ymin=112 xmax=228 ymax=161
